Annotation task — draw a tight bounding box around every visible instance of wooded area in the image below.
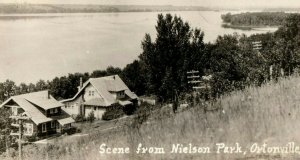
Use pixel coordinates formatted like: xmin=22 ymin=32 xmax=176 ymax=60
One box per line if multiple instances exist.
xmin=221 ymin=12 xmax=291 ymax=27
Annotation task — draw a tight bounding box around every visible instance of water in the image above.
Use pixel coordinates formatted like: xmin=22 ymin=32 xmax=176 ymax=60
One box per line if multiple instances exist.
xmin=0 ymin=11 xmax=277 ymax=84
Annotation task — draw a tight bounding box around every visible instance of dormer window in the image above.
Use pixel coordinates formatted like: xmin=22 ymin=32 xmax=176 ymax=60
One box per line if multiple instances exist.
xmin=117 ymin=91 xmax=125 ymax=98
xmin=49 ymin=108 xmax=59 ymax=114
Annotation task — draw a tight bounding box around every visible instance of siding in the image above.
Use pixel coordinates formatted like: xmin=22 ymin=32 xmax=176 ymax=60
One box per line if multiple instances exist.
xmin=85 ymin=106 xmax=106 ymax=119
xmin=62 ymin=96 xmax=83 ymax=116
xmin=83 ymin=84 xmax=103 ymax=101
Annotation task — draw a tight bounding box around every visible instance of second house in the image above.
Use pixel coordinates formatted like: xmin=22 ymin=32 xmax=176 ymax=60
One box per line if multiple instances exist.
xmin=61 ymin=75 xmax=138 ymax=119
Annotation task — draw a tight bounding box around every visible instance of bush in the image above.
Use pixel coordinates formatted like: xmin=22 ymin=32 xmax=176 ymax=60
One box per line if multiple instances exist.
xmin=102 ymin=104 xmax=124 ymax=121
xmin=87 ymin=111 xmax=95 ymax=123
xmin=62 ymin=127 xmax=77 ymax=135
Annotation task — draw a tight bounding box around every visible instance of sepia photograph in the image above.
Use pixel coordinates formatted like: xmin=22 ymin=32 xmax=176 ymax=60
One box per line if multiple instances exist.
xmin=0 ymin=0 xmax=300 ymax=159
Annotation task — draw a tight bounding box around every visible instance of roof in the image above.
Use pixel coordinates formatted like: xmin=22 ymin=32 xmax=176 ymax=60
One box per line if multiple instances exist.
xmin=125 ymin=90 xmax=138 ymax=99
xmin=11 ymin=90 xmax=63 ymax=110
xmin=58 ymin=117 xmax=75 ymax=125
xmin=83 ymin=98 xmax=107 ymax=106
xmin=0 ymin=90 xmax=64 ymax=125
xmin=13 ymin=97 xmax=52 ymax=124
xmin=61 ymin=75 xmax=138 ymax=106
xmin=118 ymin=100 xmax=132 ymax=106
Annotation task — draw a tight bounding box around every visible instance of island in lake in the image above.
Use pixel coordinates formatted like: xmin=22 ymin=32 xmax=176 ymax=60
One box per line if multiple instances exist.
xmin=221 ymin=12 xmax=297 ymax=30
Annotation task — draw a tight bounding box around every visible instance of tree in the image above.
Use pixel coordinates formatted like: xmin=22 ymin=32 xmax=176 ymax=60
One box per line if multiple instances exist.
xmin=35 ymin=79 xmax=48 ymax=91
xmin=121 ymin=60 xmax=147 ymax=96
xmin=139 ymin=14 xmax=205 ymax=101
xmin=18 ymin=83 xmax=29 ymax=94
xmin=273 ymin=14 xmax=300 ymax=75
xmin=0 ymin=107 xmax=12 ymax=154
xmin=0 ymin=80 xmax=16 ymax=102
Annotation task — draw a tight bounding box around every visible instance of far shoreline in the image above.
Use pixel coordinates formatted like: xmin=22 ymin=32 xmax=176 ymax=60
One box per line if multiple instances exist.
xmin=222 ymin=23 xmax=279 ymax=31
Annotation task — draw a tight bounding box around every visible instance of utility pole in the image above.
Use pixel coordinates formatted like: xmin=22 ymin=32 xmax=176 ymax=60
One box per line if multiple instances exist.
xmin=252 ymin=40 xmax=274 ymax=80
xmin=10 ymin=114 xmax=30 ymax=160
xmin=187 ymin=70 xmax=213 ymax=100
xmin=187 ymin=70 xmax=201 ymax=91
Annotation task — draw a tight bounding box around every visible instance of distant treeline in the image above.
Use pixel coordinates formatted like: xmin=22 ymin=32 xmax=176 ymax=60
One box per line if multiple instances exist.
xmin=0 ymin=66 xmax=125 ymax=102
xmin=0 ymin=4 xmax=214 ymax=14
xmin=221 ymin=12 xmax=293 ymax=27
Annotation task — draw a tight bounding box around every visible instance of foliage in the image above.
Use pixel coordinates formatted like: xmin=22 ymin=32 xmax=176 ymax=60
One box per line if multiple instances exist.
xmin=87 ymin=111 xmax=95 ymax=123
xmin=0 ymin=107 xmax=13 ymax=154
xmin=221 ymin=12 xmax=290 ymax=26
xmin=102 ymin=104 xmax=124 ymax=121
xmin=120 ymin=60 xmax=147 ymax=96
xmin=74 ymin=114 xmax=85 ymax=122
xmin=139 ymin=14 xmax=205 ymax=102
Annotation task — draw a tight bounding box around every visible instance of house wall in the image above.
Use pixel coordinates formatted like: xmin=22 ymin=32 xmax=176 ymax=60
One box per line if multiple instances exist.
xmin=46 ymin=107 xmax=62 ymax=117
xmin=85 ymin=106 xmax=106 ymax=119
xmin=62 ymin=96 xmax=83 ymax=117
xmin=110 ymin=91 xmax=125 ymax=100
xmin=23 ymin=119 xmax=38 ymax=137
xmin=111 ymin=92 xmax=117 ymax=99
xmin=83 ymin=84 xmax=103 ymax=101
xmin=37 ymin=121 xmax=57 ymax=137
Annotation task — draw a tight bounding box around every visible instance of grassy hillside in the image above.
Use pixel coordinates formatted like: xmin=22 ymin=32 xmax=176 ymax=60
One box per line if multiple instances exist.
xmin=4 ymin=75 xmax=300 ymax=160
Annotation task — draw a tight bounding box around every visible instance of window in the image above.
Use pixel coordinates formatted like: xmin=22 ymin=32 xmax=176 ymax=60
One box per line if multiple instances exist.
xmin=89 ymin=90 xmax=95 ymax=96
xmin=12 ymin=107 xmax=17 ymax=115
xmin=54 ymin=108 xmax=58 ymax=113
xmin=50 ymin=109 xmax=53 ymax=114
xmin=51 ymin=121 xmax=55 ymax=128
xmin=25 ymin=123 xmax=33 ymax=134
xmin=56 ymin=122 xmax=60 ymax=129
xmin=94 ymin=106 xmax=97 ymax=111
xmin=42 ymin=123 xmax=47 ymax=133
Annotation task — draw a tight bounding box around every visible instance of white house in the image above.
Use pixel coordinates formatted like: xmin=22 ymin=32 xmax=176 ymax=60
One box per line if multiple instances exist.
xmin=60 ymin=75 xmax=138 ymax=119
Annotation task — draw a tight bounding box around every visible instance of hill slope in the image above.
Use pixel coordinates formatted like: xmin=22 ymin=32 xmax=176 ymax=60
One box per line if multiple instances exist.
xmin=4 ymin=75 xmax=300 ymax=160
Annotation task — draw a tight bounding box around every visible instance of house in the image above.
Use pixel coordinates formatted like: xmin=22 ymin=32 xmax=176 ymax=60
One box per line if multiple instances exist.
xmin=0 ymin=90 xmax=75 ymax=138
xmin=60 ymin=75 xmax=138 ymax=119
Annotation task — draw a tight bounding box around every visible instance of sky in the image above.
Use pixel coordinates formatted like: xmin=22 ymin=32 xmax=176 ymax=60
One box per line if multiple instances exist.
xmin=1 ymin=0 xmax=300 ymax=9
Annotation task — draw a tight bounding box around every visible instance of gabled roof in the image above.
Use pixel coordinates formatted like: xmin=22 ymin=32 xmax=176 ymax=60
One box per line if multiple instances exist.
xmin=83 ymin=98 xmax=107 ymax=106
xmin=61 ymin=75 xmax=138 ymax=106
xmin=0 ymin=90 xmax=64 ymax=125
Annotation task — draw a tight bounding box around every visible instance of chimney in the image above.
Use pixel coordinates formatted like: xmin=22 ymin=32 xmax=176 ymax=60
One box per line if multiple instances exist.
xmin=80 ymin=77 xmax=83 ymax=89
xmin=47 ymin=90 xmax=50 ymax=99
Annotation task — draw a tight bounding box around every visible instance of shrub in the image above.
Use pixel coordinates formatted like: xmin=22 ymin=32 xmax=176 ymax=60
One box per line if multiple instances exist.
xmin=74 ymin=114 xmax=85 ymax=122
xmin=102 ymin=104 xmax=124 ymax=121
xmin=87 ymin=111 xmax=95 ymax=123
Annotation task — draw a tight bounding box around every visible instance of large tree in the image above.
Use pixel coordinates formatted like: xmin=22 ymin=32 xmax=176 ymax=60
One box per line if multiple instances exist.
xmin=139 ymin=14 xmax=205 ymax=101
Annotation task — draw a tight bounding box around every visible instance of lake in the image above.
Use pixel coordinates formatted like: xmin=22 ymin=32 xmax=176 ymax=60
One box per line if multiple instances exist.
xmin=0 ymin=11 xmax=277 ymax=84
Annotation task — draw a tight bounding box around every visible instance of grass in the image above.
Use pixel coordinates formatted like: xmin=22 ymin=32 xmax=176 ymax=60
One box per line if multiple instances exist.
xmin=3 ymin=75 xmax=300 ymax=159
